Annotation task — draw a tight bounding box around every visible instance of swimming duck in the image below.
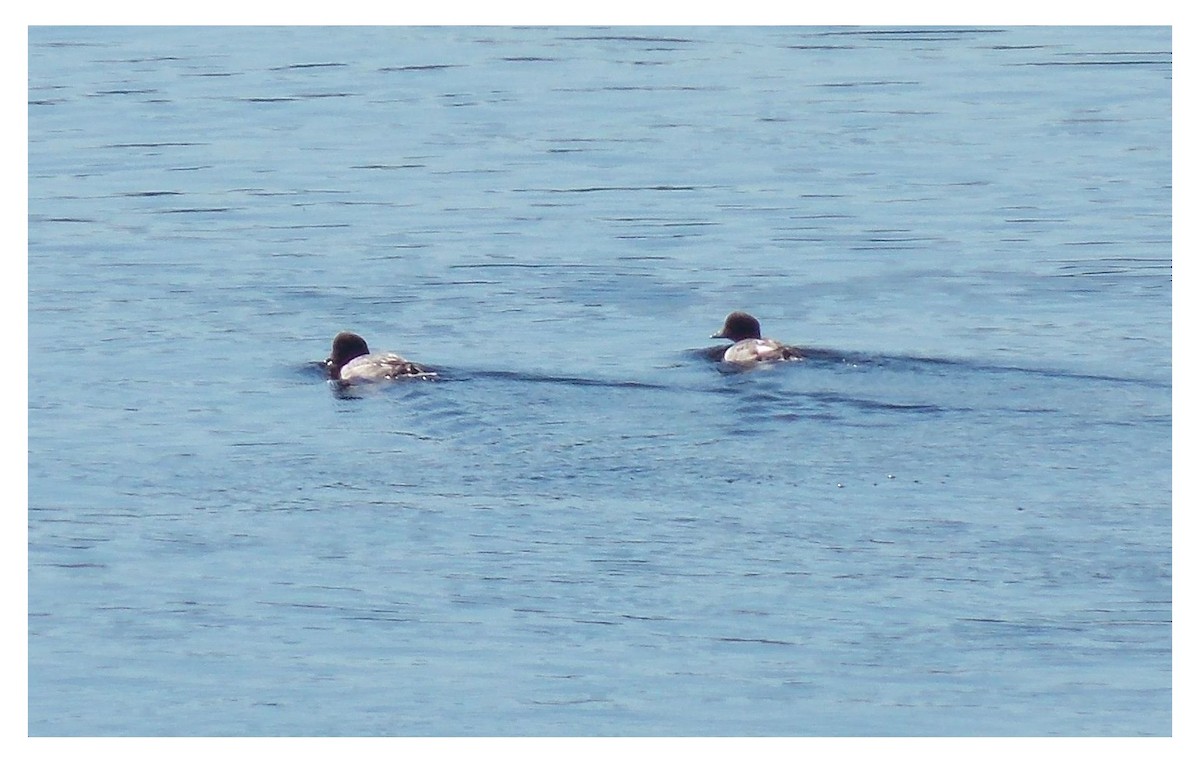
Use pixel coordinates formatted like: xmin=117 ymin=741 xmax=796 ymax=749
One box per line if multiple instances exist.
xmin=710 ymin=311 xmax=802 ymax=364
xmin=325 ymin=331 xmax=436 ymax=382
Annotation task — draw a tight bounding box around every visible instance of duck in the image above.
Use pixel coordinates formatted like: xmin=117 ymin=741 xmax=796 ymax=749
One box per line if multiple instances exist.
xmin=325 ymin=331 xmax=436 ymax=382
xmin=710 ymin=311 xmax=802 ymax=364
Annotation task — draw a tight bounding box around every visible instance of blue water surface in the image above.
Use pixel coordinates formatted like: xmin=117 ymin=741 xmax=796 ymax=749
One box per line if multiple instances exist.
xmin=27 ymin=26 xmax=1171 ymax=736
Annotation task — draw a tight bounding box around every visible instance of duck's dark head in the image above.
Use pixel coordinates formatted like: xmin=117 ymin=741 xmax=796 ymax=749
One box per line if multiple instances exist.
xmin=711 ymin=311 xmax=763 ymax=342
xmin=326 ymin=331 xmax=371 ymax=377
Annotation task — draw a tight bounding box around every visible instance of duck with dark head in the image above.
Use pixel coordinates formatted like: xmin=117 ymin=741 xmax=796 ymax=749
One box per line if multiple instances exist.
xmin=710 ymin=311 xmax=802 ymax=365
xmin=325 ymin=331 xmax=436 ymax=383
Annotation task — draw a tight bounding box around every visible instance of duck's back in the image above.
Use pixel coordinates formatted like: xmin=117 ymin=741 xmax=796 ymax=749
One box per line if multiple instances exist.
xmin=339 ymin=352 xmax=433 ymax=382
xmin=723 ymin=338 xmax=802 ymax=364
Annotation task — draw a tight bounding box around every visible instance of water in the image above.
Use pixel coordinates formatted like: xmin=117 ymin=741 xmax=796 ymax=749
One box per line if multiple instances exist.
xmin=27 ymin=26 xmax=1171 ymax=736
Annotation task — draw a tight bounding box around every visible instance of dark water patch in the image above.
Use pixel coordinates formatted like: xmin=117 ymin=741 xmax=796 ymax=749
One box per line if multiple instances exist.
xmin=817 ymin=28 xmax=1005 ymax=39
xmin=343 ymin=615 xmax=416 ymax=624
xmin=417 ymin=279 xmax=499 ymax=288
xmin=1022 ymin=54 xmax=1171 ymax=68
xmin=558 ymin=34 xmax=697 ymax=44
xmin=1054 ymin=257 xmax=1171 ymax=278
xmin=1059 ymin=119 xmax=1121 ymax=128
xmin=327 ymin=377 xmax=441 ymax=400
xmin=602 ymin=215 xmax=712 ymax=223
xmin=459 ymin=368 xmax=672 ymax=392
xmin=31 ymin=216 xmax=96 ymax=224
xmin=265 ymin=222 xmax=352 ymax=230
xmin=450 ymin=262 xmax=599 ymax=271
xmin=153 ymin=207 xmax=237 ymax=215
xmin=573 ymin=618 xmax=621 ymax=626
xmin=240 ymin=96 xmax=299 ymax=103
xmin=519 ymin=184 xmax=706 ymax=194
xmin=299 ymin=361 xmax=330 ymax=379
xmin=271 ymin=62 xmax=347 ymax=70
xmin=379 ymin=64 xmax=462 ymax=72
xmin=99 ymin=56 xmax=184 ymax=64
xmin=267 ymin=250 xmax=325 ymax=259
xmin=631 ymin=221 xmax=717 ymax=229
xmin=871 ymin=353 xmax=1169 ymax=389
xmin=34 ymin=39 xmax=109 ymax=48
xmin=818 ymin=80 xmax=920 ymax=88
xmin=770 ymin=235 xmax=823 ymax=244
xmin=849 ymin=244 xmax=923 ymax=252
xmin=90 ymin=88 xmax=159 ymax=96
xmin=615 ymin=232 xmax=707 ymax=241
xmin=229 ymin=440 xmax=301 ymax=449
xmin=238 ymin=188 xmax=314 ymax=197
xmin=713 ymin=369 xmax=956 ymax=417
xmin=528 ymin=696 xmax=611 ymax=706
xmin=785 ymin=45 xmax=856 ymax=51
xmin=572 ymin=85 xmax=725 ymax=93
xmin=715 ymin=636 xmax=796 ymax=646
xmin=860 ymin=232 xmax=939 ymax=244
xmin=692 ymin=346 xmax=732 ymax=364
xmin=957 ymin=617 xmax=1088 ymax=636
xmin=803 ymin=391 xmax=951 ymax=414
xmin=102 ymin=141 xmax=204 ymax=149
xmin=351 ymin=163 xmax=426 ymax=170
